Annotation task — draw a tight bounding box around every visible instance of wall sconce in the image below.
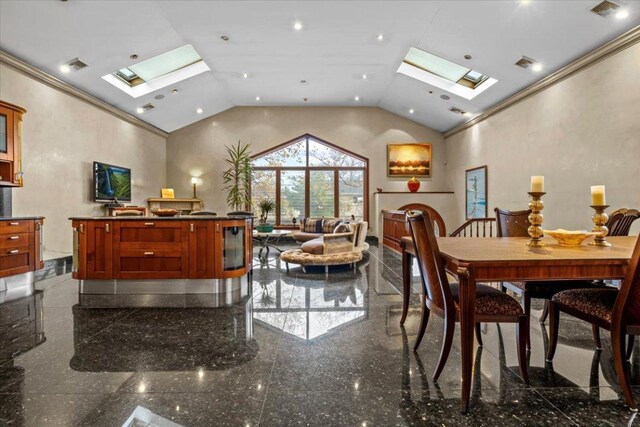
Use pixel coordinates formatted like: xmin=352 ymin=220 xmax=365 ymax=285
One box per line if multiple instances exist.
xmin=191 ymin=177 xmax=201 ymax=198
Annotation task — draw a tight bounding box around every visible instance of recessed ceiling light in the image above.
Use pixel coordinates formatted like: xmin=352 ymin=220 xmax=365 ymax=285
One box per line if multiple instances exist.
xmin=409 ymin=109 xmax=414 ymax=114
xmin=256 ymin=96 xmax=261 ymax=101
xmin=463 ymin=111 xmax=473 ymax=117
xmin=531 ymin=63 xmax=543 ymax=72
xmin=293 ymin=21 xmax=303 ymax=31
xmin=615 ymin=9 xmax=629 ymax=19
xmin=243 ymin=73 xmax=248 ymax=79
xmin=464 ymin=54 xmax=472 ymax=60
xmin=362 ymin=74 xmax=367 ymax=79
xmin=220 ymin=35 xmax=230 ymax=41
xmin=172 ymin=88 xmax=178 ymax=94
xmin=136 ymin=107 xmax=144 ymax=114
xmin=440 ymin=94 xmax=450 ymax=100
xmin=354 ymin=96 xmax=360 ymax=101
xmin=130 ymin=54 xmax=138 ymax=60
xmin=376 ymin=34 xmax=384 ymax=41
xmin=520 ymin=0 xmax=531 ymax=5
xmin=59 ymin=64 xmax=71 ymax=73
xmin=154 ymin=94 xmax=165 ymax=100
xmin=300 ymin=79 xmax=307 ymax=84
xmin=196 ymin=108 xmax=203 ymax=114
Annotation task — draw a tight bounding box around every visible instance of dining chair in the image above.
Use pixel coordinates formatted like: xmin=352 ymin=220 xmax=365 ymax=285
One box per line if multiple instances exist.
xmin=607 ymin=208 xmax=640 ymax=238
xmin=408 ymin=211 xmax=529 ymax=384
xmin=546 ymin=234 xmax=640 ymax=410
xmin=494 ymin=207 xmax=597 ymax=350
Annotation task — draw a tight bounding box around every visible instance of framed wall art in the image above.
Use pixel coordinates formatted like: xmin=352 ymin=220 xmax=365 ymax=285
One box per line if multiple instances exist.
xmin=465 ymin=166 xmax=487 ymax=219
xmin=387 ymin=143 xmax=431 ymax=177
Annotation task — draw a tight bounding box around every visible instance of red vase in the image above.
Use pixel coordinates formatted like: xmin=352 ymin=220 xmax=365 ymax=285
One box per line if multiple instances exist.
xmin=407 ymin=176 xmax=420 ymax=192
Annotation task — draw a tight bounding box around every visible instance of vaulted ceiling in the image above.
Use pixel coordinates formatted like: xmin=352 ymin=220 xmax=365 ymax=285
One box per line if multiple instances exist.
xmin=1 ymin=0 xmax=638 ymax=133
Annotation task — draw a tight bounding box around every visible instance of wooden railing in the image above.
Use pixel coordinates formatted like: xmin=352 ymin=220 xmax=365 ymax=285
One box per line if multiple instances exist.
xmin=450 ymin=218 xmax=496 ymax=237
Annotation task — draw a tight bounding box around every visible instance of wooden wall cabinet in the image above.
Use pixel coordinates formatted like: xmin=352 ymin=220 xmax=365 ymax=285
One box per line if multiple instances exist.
xmin=0 ymin=100 xmax=26 ymax=187
xmin=72 ymin=218 xmax=252 ymax=281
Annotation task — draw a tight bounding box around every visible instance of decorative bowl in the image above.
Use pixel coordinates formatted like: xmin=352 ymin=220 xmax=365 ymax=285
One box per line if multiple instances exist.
xmin=543 ymin=229 xmax=598 ymax=246
xmin=151 ymin=209 xmax=179 ymax=217
xmin=256 ymin=223 xmax=274 ymax=232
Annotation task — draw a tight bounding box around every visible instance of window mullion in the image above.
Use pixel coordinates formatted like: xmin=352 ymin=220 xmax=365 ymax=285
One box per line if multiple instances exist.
xmin=275 ymin=169 xmax=281 ymax=226
xmin=334 ymin=169 xmax=339 ymax=218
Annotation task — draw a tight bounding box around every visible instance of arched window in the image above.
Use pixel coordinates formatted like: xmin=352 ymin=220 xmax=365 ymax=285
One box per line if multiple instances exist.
xmin=251 ymin=134 xmax=368 ymax=227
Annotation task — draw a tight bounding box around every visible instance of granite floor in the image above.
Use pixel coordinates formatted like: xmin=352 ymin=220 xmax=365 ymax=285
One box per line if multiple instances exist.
xmin=1 ymin=243 xmax=639 ymax=426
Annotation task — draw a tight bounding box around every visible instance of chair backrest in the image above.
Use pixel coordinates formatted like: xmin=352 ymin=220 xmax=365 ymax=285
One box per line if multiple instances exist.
xmin=494 ymin=208 xmax=531 ymax=238
xmin=450 ymin=218 xmax=496 ymax=237
xmin=190 ymin=211 xmax=217 ymax=216
xmin=407 ymin=212 xmax=453 ymax=313
xmin=613 ymin=235 xmax=640 ymax=326
xmin=399 ymin=203 xmax=446 ymax=237
xmin=114 ymin=210 xmax=144 ymax=216
xmin=607 ymin=208 xmax=640 ymax=237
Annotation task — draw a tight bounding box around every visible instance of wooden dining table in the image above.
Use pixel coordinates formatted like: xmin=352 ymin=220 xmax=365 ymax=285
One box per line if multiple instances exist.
xmin=399 ymin=235 xmax=637 ymax=413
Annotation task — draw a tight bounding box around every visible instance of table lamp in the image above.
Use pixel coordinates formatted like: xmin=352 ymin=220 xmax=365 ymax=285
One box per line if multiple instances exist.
xmin=191 ymin=177 xmax=199 ymax=198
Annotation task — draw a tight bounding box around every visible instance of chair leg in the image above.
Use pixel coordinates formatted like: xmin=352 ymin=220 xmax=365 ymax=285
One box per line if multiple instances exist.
xmin=500 ymin=282 xmax=507 ymax=293
xmin=627 ymin=335 xmax=635 ymax=360
xmin=433 ymin=315 xmax=455 ymax=381
xmin=612 ymin=327 xmax=637 ymax=410
xmin=475 ymin=323 xmax=483 ymax=347
xmin=592 ymin=325 xmax=602 ymax=350
xmin=539 ymin=300 xmax=550 ymax=324
xmin=546 ymin=302 xmax=560 ymax=362
xmin=413 ymin=299 xmax=430 ymax=351
xmin=522 ymin=293 xmax=531 ymax=350
xmin=516 ymin=316 xmax=530 ymax=385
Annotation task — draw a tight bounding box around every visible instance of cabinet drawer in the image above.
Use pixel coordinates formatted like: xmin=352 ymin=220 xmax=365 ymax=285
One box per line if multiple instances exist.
xmin=0 ymin=232 xmax=30 ymax=249
xmin=0 ymin=220 xmax=30 ymax=234
xmin=0 ymin=245 xmax=30 ymax=257
xmin=0 ymin=247 xmax=31 ymax=274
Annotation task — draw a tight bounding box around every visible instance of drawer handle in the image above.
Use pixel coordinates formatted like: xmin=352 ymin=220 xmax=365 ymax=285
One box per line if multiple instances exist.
xmin=9 ymin=222 xmax=19 ymax=226
xmin=190 ymin=223 xmax=194 ymax=232
xmin=144 ymin=251 xmax=154 ymax=256
xmin=8 ymin=249 xmax=19 ymax=254
xmin=144 ymin=222 xmax=155 ymax=226
xmin=8 ymin=236 xmax=19 ymax=240
xmin=105 ymin=223 xmax=110 ymax=233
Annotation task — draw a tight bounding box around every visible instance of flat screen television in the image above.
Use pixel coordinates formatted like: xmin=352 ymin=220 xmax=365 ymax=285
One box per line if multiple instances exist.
xmin=93 ymin=161 xmax=131 ymax=202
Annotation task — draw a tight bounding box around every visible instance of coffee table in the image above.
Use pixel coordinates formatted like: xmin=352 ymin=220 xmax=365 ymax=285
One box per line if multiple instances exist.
xmin=253 ymin=229 xmax=292 ymax=259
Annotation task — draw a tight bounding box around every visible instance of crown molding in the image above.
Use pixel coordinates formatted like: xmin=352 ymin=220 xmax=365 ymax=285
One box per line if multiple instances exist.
xmin=444 ymin=25 xmax=640 ymax=138
xmin=0 ymin=51 xmax=169 ymax=138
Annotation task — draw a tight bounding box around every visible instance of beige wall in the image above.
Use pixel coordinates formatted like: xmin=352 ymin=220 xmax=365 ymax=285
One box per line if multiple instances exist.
xmin=166 ymin=106 xmax=447 ymax=227
xmin=445 ymin=43 xmax=640 ymax=234
xmin=0 ymin=64 xmax=167 ymax=259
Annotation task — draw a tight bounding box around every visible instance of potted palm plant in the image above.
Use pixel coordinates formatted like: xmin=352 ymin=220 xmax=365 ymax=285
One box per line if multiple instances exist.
xmin=222 ymin=141 xmax=252 ymax=211
xmin=256 ymin=198 xmax=276 ymax=232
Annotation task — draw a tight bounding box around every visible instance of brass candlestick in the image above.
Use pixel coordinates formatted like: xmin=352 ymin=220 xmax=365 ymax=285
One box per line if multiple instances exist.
xmin=527 ymin=192 xmax=546 ymax=247
xmin=589 ymin=205 xmax=611 ymax=247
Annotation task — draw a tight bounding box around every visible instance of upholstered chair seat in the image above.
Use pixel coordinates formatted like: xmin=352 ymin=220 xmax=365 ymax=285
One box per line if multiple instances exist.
xmin=551 ymin=288 xmax=619 ymax=323
xmin=449 ymin=283 xmax=523 ymax=317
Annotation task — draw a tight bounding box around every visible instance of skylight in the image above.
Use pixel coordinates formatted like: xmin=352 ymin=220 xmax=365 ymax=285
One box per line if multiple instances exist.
xmin=397 ymin=47 xmax=497 ymax=100
xmin=102 ymin=45 xmax=210 ymax=98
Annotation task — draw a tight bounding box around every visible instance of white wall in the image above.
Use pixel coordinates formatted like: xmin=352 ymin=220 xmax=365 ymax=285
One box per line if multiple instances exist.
xmin=0 ymin=64 xmax=167 ymax=259
xmin=445 ymin=43 xmax=640 ymax=234
xmin=166 ymin=106 xmax=448 ymax=230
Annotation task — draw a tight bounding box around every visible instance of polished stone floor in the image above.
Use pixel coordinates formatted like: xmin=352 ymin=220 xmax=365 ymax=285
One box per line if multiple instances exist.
xmin=1 ymin=243 xmax=639 ymax=426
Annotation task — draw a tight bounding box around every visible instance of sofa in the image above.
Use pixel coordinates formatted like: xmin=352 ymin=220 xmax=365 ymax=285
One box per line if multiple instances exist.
xmin=291 ymin=217 xmax=356 ymax=243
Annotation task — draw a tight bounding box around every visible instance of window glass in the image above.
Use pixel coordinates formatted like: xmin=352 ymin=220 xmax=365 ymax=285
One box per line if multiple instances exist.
xmin=309 ymin=170 xmax=335 ymax=218
xmin=280 ymin=170 xmax=305 ymax=224
xmin=253 ymin=139 xmax=306 ymax=167
xmin=251 ymin=170 xmax=277 ymax=223
xmin=339 ymin=170 xmax=364 ymax=220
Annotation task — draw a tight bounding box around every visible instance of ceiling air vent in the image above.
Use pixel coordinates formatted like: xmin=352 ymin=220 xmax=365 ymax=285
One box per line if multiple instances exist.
xmin=65 ymin=58 xmax=88 ymax=71
xmin=515 ymin=56 xmax=536 ymax=69
xmin=449 ymin=107 xmax=465 ymax=115
xmin=591 ymin=0 xmax=621 ymax=17
xmin=141 ymin=103 xmax=154 ymax=112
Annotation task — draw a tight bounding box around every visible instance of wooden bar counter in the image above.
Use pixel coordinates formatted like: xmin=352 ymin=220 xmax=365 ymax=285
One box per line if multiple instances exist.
xmin=69 ymin=216 xmax=253 ymax=295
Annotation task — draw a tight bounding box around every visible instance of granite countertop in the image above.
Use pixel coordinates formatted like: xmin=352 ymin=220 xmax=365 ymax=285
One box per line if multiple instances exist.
xmin=68 ymin=215 xmax=254 ymax=220
xmin=0 ymin=216 xmax=45 ymax=220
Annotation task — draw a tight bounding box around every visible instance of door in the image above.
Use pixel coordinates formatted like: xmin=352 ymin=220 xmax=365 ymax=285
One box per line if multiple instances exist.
xmin=0 ymin=106 xmax=14 ymax=162
xmin=214 ymin=219 xmax=250 ymax=278
xmin=86 ymin=221 xmax=113 ymax=279
xmin=188 ymin=221 xmax=215 ymax=278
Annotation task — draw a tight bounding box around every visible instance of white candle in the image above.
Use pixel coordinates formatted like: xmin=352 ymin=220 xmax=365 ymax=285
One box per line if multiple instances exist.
xmin=591 ymin=185 xmax=606 ymax=206
xmin=530 ymin=176 xmax=544 ymax=192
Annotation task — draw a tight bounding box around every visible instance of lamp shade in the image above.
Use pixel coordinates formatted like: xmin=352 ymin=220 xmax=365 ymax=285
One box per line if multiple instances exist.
xmin=191 ymin=177 xmax=200 ymax=185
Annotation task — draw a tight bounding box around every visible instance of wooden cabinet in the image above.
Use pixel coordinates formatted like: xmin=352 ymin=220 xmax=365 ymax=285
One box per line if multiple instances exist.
xmin=0 ymin=101 xmax=26 ymax=187
xmin=382 ymin=210 xmax=411 ymax=252
xmin=0 ymin=218 xmax=44 ymax=278
xmin=189 ymin=221 xmax=215 ymax=278
xmin=113 ymin=220 xmax=188 ymax=279
xmin=72 ymin=218 xmax=251 ymax=280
